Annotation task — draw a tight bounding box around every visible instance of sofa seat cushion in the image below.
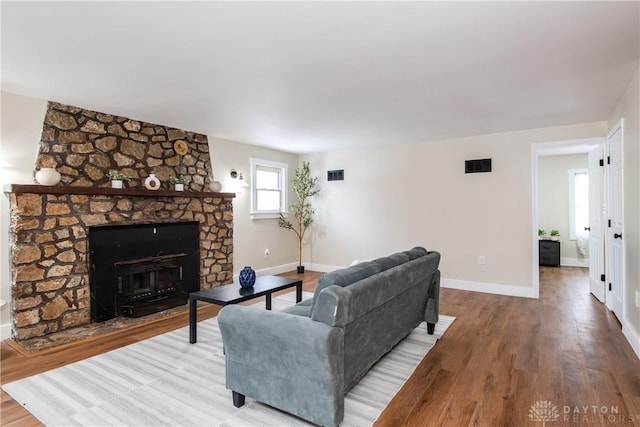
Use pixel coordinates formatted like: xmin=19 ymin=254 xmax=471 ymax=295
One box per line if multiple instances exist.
xmin=281 ymin=304 xmax=312 ymax=317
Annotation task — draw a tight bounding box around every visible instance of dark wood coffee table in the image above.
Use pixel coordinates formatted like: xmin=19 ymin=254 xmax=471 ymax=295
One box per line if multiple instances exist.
xmin=189 ymin=275 xmax=303 ymax=343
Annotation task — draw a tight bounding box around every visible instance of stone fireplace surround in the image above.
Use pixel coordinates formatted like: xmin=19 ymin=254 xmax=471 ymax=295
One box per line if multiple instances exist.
xmin=7 ymin=185 xmax=235 ymax=342
xmin=6 ymin=101 xmax=235 ymax=343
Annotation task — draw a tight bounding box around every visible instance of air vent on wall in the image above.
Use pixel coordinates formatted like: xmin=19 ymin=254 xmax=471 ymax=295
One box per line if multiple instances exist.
xmin=327 ymin=170 xmax=344 ymax=181
xmin=465 ymin=158 xmax=492 ymax=174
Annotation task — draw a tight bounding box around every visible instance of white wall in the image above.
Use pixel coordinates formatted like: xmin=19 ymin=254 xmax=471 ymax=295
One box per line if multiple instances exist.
xmin=0 ymin=92 xmax=300 ymax=341
xmin=0 ymin=92 xmax=49 ymax=340
xmin=538 ymin=154 xmax=588 ymax=266
xmin=303 ymin=121 xmax=607 ymax=297
xmin=208 ymin=137 xmax=299 ymax=276
xmin=607 ymin=64 xmax=640 ymax=357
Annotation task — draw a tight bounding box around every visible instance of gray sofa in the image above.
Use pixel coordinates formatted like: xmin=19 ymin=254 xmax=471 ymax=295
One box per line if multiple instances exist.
xmin=218 ymin=247 xmax=440 ymax=426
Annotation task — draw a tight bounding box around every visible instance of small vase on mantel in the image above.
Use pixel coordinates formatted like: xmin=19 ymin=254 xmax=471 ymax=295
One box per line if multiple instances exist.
xmin=209 ymin=175 xmax=222 ymax=192
xmin=174 ymin=183 xmax=184 ymax=191
xmin=35 ymin=168 xmax=61 ymax=186
xmin=111 ymin=180 xmax=124 ymax=189
xmin=144 ymin=173 xmax=161 ymax=191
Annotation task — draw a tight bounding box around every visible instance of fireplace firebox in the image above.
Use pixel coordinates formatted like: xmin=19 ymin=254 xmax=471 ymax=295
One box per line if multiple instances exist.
xmin=89 ymin=222 xmax=200 ymax=322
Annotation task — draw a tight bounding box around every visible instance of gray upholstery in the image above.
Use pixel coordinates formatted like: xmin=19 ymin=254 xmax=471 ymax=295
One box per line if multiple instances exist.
xmin=370 ymin=252 xmax=409 ymax=271
xmin=281 ymin=303 xmax=312 ymax=317
xmin=218 ymin=247 xmax=441 ymax=427
xmin=310 ymin=260 xmax=381 ymax=311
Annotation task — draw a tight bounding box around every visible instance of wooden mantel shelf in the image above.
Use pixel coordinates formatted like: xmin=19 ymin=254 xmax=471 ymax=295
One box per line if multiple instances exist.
xmin=4 ymin=184 xmax=236 ymax=198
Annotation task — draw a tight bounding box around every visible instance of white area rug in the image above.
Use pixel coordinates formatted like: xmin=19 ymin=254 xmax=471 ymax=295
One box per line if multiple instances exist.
xmin=3 ymin=291 xmax=455 ymax=426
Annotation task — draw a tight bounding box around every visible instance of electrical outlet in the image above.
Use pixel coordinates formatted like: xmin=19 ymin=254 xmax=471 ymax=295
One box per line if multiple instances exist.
xmin=636 ymin=291 xmax=640 ymax=308
xmin=264 ymin=248 xmax=271 ymax=257
xmin=478 ymin=256 xmax=486 ymax=265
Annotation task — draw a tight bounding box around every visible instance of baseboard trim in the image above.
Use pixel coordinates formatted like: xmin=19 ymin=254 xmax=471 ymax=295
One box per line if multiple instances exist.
xmin=560 ymin=257 xmax=589 ymax=267
xmin=232 ymin=263 xmax=299 ymax=280
xmin=622 ymin=319 xmax=640 ymax=360
xmin=441 ymin=278 xmax=538 ymax=299
xmin=305 ymin=263 xmax=343 ymax=273
xmin=232 ymin=262 xmax=341 ymax=279
xmin=248 ymin=264 xmax=539 ymax=299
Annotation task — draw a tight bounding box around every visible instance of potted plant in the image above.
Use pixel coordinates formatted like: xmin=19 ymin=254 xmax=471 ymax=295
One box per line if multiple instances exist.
xmin=170 ymin=176 xmax=187 ymax=191
xmin=107 ymin=170 xmax=130 ymax=189
xmin=279 ymin=161 xmax=320 ymax=274
xmin=550 ymin=229 xmax=560 ymax=240
xmin=538 ymin=229 xmax=547 ymax=240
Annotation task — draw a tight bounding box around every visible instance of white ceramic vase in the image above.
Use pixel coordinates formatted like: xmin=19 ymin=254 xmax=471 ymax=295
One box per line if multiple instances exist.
xmin=35 ymin=168 xmax=61 ymax=186
xmin=209 ymin=180 xmax=222 ymax=192
xmin=175 ymin=183 xmax=184 ymax=191
xmin=111 ymin=180 xmax=123 ymax=189
xmin=145 ymin=173 xmax=160 ymax=190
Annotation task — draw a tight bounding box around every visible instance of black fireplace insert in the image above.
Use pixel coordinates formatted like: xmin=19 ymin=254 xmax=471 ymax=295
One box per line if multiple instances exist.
xmin=89 ymin=221 xmax=200 ymax=322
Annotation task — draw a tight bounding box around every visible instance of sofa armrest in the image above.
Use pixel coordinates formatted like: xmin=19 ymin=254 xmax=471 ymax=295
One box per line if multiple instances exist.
xmin=218 ymin=305 xmax=345 ymax=427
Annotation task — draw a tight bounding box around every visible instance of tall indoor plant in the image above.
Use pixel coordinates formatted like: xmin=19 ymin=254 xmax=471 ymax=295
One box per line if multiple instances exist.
xmin=279 ymin=161 xmax=320 ymax=273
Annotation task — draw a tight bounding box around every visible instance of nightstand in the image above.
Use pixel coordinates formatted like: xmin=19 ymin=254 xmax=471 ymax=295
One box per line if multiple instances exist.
xmin=539 ymin=240 xmax=560 ymax=267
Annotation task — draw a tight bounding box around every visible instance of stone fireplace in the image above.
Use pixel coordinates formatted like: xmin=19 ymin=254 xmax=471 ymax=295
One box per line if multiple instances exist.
xmin=6 ymin=102 xmax=235 ymax=342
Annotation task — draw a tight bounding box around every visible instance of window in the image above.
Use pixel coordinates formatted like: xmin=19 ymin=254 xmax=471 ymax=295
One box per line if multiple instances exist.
xmin=569 ymin=169 xmax=589 ymax=240
xmin=250 ymin=158 xmax=288 ymax=219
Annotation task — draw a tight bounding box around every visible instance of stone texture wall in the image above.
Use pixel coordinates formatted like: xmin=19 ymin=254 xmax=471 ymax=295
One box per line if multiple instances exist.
xmin=10 ymin=190 xmax=234 ymax=340
xmin=37 ymin=102 xmax=213 ymax=191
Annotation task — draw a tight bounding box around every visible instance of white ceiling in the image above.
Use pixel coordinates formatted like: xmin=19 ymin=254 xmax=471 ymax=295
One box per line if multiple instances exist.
xmin=2 ymin=1 xmax=638 ymax=154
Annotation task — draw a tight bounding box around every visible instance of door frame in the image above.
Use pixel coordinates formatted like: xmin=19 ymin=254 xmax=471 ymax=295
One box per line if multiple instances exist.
xmin=531 ymin=137 xmax=606 ymax=298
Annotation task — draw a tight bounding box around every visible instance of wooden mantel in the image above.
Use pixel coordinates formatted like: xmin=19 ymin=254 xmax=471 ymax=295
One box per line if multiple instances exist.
xmin=4 ymin=184 xmax=236 ymax=198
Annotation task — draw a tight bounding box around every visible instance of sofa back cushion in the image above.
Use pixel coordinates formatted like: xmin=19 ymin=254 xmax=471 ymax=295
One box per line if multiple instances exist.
xmin=403 ymin=246 xmax=429 ymax=260
xmin=312 ymin=252 xmax=437 ymax=327
xmin=311 ymin=261 xmax=381 ymax=310
xmin=310 ymin=246 xmax=429 ymax=314
xmin=370 ymin=252 xmax=409 ymax=271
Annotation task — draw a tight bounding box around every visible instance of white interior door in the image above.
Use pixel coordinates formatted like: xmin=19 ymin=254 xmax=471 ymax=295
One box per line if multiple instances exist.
xmin=606 ymin=120 xmax=624 ymax=318
xmin=588 ymin=145 xmax=605 ymax=302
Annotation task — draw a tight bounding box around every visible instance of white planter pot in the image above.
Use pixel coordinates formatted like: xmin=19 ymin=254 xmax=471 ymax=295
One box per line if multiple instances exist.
xmin=35 ymin=168 xmax=61 ymax=186
xmin=111 ymin=180 xmax=123 ymax=189
xmin=174 ymin=183 xmax=184 ymax=191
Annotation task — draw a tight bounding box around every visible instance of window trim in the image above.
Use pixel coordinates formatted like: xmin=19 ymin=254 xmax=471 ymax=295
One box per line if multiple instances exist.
xmin=250 ymin=158 xmax=288 ymax=220
xmin=568 ymin=168 xmax=588 ymax=241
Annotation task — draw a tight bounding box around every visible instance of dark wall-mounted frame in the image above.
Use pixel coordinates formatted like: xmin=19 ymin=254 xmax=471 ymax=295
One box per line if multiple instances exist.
xmin=465 ymin=158 xmax=492 ymax=174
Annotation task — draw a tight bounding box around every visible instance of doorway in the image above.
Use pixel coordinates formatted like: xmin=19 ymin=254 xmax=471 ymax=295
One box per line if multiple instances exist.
xmin=532 ymin=137 xmax=606 ymax=299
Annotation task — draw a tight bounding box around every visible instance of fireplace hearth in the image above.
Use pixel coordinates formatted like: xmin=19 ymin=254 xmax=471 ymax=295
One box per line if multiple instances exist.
xmin=89 ymin=222 xmax=200 ymax=322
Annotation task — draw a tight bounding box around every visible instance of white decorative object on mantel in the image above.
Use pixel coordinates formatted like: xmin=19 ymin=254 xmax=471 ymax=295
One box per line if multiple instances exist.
xmin=144 ymin=173 xmax=160 ymax=190
xmin=209 ymin=177 xmax=222 ymax=192
xmin=35 ymin=168 xmax=61 ymax=186
xmin=175 ymin=183 xmax=184 ymax=191
xmin=111 ymin=180 xmax=123 ymax=189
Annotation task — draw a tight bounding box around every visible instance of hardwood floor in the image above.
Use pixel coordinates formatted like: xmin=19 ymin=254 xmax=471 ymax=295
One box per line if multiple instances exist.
xmin=377 ymin=267 xmax=640 ymax=426
xmin=1 ymin=268 xmax=639 ymax=426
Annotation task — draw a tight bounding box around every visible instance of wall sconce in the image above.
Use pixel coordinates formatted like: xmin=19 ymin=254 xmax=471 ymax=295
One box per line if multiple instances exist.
xmin=230 ymin=169 xmax=250 ymax=188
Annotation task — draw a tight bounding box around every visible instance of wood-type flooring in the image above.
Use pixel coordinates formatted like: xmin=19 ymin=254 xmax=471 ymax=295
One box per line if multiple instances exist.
xmin=1 ymin=267 xmax=639 ymax=426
